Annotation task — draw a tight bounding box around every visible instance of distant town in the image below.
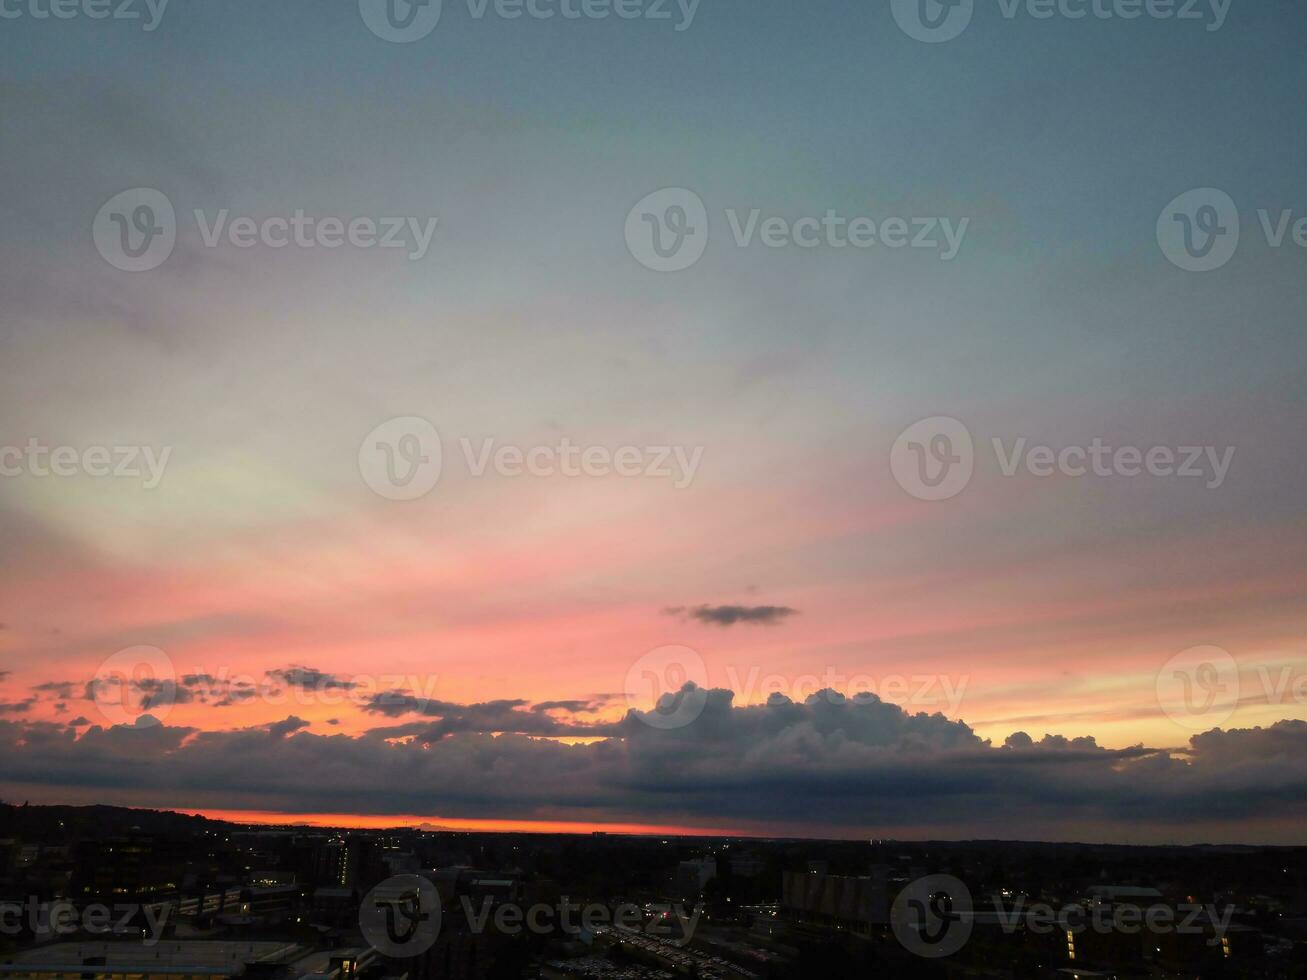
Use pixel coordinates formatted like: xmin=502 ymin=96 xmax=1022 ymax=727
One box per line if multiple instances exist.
xmin=0 ymin=802 xmax=1302 ymax=979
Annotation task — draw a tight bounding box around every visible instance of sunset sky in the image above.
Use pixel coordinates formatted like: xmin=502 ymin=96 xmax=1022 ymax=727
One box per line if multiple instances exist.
xmin=1 ymin=0 xmax=1306 ymax=843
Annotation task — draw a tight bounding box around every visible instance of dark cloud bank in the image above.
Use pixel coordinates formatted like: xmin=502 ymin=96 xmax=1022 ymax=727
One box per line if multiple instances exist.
xmin=2 ymin=685 xmax=1304 ymax=843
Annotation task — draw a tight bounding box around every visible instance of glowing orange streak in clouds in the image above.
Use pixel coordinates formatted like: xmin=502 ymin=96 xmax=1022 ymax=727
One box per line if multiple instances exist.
xmin=179 ymin=808 xmax=759 ymax=838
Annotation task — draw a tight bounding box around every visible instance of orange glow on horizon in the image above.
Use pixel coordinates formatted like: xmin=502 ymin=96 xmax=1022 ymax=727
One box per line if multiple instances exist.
xmin=178 ymin=807 xmax=762 ymax=838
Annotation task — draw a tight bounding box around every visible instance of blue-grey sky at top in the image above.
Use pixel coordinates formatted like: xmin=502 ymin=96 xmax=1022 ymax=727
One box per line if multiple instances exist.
xmin=2 ymin=0 xmax=1305 ymax=545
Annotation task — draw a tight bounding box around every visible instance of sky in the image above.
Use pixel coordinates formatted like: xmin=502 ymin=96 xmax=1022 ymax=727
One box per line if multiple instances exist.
xmin=1 ymin=0 xmax=1306 ymax=843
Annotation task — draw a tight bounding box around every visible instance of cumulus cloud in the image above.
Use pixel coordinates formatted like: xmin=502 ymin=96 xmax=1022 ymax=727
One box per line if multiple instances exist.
xmin=32 ymin=680 xmax=76 ymax=699
xmin=1 ymin=686 xmax=1304 ymax=842
xmin=136 ymin=679 xmax=197 ymax=710
xmin=213 ymin=690 xmax=258 ymax=707
xmin=665 ymin=604 xmax=800 ymax=627
xmin=361 ymin=693 xmax=624 ymax=739
xmin=531 ymin=698 xmax=615 ymax=714
xmin=72 ymin=671 xmax=270 ymax=712
xmin=264 ymin=716 xmax=312 ymax=738
xmin=266 ymin=666 xmax=357 ymax=691
xmin=54 ymin=665 xmax=366 ymax=716
xmin=80 ymin=676 xmax=196 ymax=711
